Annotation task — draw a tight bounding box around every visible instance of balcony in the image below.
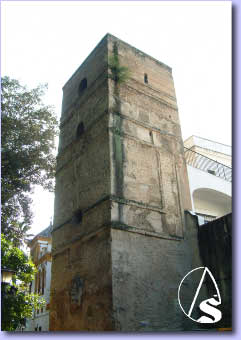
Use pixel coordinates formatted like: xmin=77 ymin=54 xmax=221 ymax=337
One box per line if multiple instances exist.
xmin=184 ymin=147 xmax=232 ymax=183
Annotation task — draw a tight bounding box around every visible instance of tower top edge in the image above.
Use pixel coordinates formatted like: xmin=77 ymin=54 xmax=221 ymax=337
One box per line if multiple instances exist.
xmin=106 ymin=33 xmax=172 ymax=73
xmin=62 ymin=33 xmax=172 ymax=89
xmin=62 ymin=33 xmax=109 ymax=90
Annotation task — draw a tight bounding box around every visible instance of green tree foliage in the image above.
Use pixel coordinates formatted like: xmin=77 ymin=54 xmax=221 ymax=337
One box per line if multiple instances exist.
xmin=1 ymin=234 xmax=45 ymax=331
xmin=1 ymin=76 xmax=58 ymax=246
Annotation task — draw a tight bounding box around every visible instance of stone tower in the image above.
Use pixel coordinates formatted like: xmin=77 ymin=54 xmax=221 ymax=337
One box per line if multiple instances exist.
xmin=50 ymin=34 xmax=193 ymax=331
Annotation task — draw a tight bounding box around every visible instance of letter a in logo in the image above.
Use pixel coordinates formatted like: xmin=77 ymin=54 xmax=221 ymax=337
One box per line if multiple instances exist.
xmin=178 ymin=267 xmax=222 ymax=323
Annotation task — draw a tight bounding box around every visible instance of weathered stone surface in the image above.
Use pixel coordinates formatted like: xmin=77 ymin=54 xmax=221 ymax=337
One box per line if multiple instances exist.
xmin=50 ymin=228 xmax=114 ymax=331
xmin=50 ymin=33 xmax=195 ymax=331
xmin=111 ymin=229 xmax=195 ymax=331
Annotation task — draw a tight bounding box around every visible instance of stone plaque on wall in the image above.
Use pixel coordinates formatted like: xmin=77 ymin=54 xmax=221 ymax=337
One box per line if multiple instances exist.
xmin=70 ymin=275 xmax=84 ymax=306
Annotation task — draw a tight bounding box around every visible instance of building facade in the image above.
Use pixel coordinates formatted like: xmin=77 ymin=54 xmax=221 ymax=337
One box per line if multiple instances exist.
xmin=24 ymin=225 xmax=52 ymax=332
xmin=184 ymin=136 xmax=232 ymax=224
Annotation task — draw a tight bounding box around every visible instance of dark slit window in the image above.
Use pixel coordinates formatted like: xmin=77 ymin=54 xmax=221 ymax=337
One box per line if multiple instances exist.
xmin=144 ymin=73 xmax=148 ymax=84
xmin=72 ymin=209 xmax=83 ymax=224
xmin=76 ymin=122 xmax=84 ymax=138
xmin=79 ymin=78 xmax=87 ymax=95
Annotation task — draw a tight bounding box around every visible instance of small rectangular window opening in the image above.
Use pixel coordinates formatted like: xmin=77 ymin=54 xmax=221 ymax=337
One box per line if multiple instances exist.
xmin=144 ymin=73 xmax=148 ymax=84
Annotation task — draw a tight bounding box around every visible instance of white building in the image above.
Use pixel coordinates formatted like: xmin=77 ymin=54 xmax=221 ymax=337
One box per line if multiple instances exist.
xmin=24 ymin=225 xmax=52 ymax=332
xmin=184 ymin=136 xmax=232 ymax=224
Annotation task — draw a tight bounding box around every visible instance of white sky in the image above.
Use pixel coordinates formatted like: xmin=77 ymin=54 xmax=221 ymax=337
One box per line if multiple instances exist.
xmin=1 ymin=1 xmax=232 ymax=236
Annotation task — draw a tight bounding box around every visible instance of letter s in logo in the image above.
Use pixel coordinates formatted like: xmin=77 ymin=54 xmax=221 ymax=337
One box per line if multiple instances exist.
xmin=197 ymin=295 xmax=222 ymax=323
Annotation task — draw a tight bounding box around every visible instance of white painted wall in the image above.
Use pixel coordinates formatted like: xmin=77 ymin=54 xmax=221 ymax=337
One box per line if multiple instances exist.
xmin=25 ymin=311 xmax=49 ymax=332
xmin=187 ymin=165 xmax=232 ymax=218
xmin=184 ymin=136 xmax=231 ymax=156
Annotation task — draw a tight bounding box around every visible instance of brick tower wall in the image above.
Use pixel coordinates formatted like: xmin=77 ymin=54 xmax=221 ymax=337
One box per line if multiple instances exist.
xmin=50 ymin=34 xmax=197 ymax=331
xmin=106 ymin=35 xmax=194 ymax=331
xmin=50 ymin=36 xmax=114 ymax=331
